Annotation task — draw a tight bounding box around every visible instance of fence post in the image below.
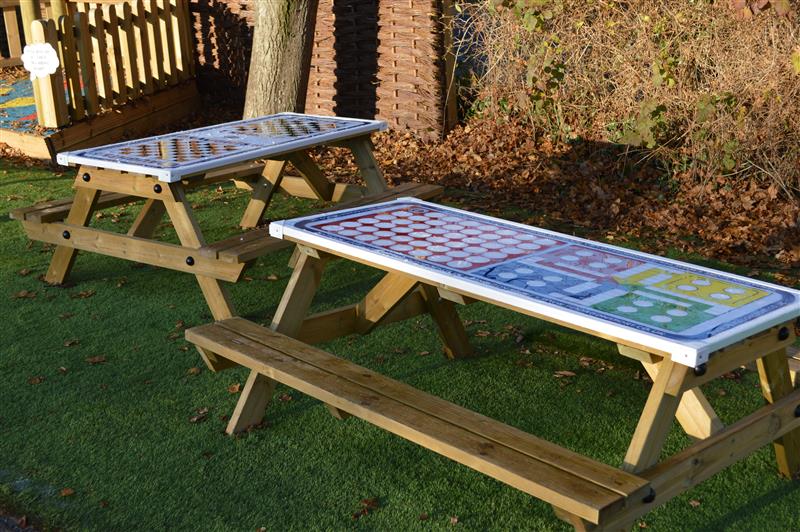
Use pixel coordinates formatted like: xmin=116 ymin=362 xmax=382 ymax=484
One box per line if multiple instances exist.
xmin=58 ymin=14 xmax=85 ymax=120
xmin=19 ymin=0 xmax=42 ymax=44
xmin=50 ymin=0 xmax=68 ymax=21
xmin=31 ymin=19 xmax=69 ymax=128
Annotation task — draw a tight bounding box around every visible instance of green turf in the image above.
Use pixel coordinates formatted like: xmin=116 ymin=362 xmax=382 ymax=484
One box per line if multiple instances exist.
xmin=1 ymin=161 xmax=799 ymax=531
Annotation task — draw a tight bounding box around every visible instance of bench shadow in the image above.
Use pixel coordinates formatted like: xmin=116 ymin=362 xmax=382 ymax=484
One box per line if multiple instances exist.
xmin=699 ymin=479 xmax=800 ymax=530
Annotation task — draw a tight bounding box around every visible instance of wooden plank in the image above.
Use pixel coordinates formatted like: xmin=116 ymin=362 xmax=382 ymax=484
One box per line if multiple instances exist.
xmin=195 ymin=345 xmax=237 ymax=373
xmin=756 ymin=347 xmax=800 ymax=478
xmin=22 ymin=219 xmax=245 ymax=282
xmin=30 ymin=19 xmax=70 ymax=128
xmin=13 ymin=191 xmax=135 ymax=223
xmin=18 ymin=0 xmax=41 ymax=44
xmin=118 ymin=2 xmax=140 ymax=99
xmin=239 ymin=159 xmax=285 ymax=228
xmin=0 ymin=128 xmax=51 ymax=159
xmin=58 ymin=14 xmax=86 ymax=121
xmin=226 ymin=252 xmax=327 ymax=434
xmin=89 ymin=7 xmax=112 ymax=106
xmin=419 ymin=284 xmax=473 ymax=359
xmin=287 ymin=151 xmax=334 ymax=201
xmin=188 ymin=319 xmax=649 ymax=524
xmin=74 ymin=167 xmax=176 ymax=200
xmin=170 ymin=0 xmax=190 ymax=79
xmin=347 ymin=137 xmax=388 ymax=194
xmin=3 ymin=7 xmax=22 ymax=58
xmin=42 ymin=187 xmax=100 ymax=284
xmin=158 ymin=0 xmax=177 ymax=85
xmin=132 ymin=0 xmax=153 ymax=95
xmin=600 ymin=386 xmax=800 ymax=529
xmin=103 ymin=4 xmax=127 ymax=104
xmin=145 ymin=0 xmax=164 ymax=89
xmin=74 ymin=11 xmax=99 ymax=116
xmin=161 ymin=183 xmax=237 ymax=319
xmin=622 ymin=358 xmax=690 ymax=473
xmin=180 ymin=0 xmax=194 ymax=76
xmin=0 ymin=56 xmax=22 ymax=66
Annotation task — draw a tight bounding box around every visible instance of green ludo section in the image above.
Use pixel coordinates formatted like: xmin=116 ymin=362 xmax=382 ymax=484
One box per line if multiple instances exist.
xmin=591 ymin=289 xmax=713 ymax=332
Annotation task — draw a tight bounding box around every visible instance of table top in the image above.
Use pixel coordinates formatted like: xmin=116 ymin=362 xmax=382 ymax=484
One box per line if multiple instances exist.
xmin=55 ymin=113 xmax=387 ymax=182
xmin=269 ymin=198 xmax=800 ymax=367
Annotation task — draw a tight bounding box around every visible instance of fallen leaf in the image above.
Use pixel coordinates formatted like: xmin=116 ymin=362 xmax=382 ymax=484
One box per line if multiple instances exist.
xmin=279 ymin=393 xmax=293 ymax=402
xmin=419 ymin=512 xmax=429 ymax=521
xmin=18 ymin=268 xmax=31 ymax=276
xmin=174 ymin=320 xmax=186 ymax=330
xmin=99 ymin=500 xmax=109 ymax=508
xmin=450 ymin=516 xmax=459 ymax=525
xmin=554 ymin=370 xmax=576 ymax=378
xmin=85 ymin=355 xmax=107 ymax=365
xmin=189 ymin=407 xmax=209 ymax=423
xmin=12 ymin=290 xmax=36 ymax=299
xmin=418 ymin=351 xmax=430 ymax=356
xmin=63 ymin=338 xmax=80 ymax=347
xmin=266 ymin=273 xmax=279 ymax=281
xmin=187 ymin=367 xmax=202 ymax=376
xmin=27 ymin=376 xmax=45 ymax=385
xmin=717 ymin=389 xmax=727 ymax=396
xmin=178 ymin=345 xmax=189 ymax=352
xmin=638 ymin=522 xmax=648 ymax=529
xmin=71 ymin=289 xmax=96 ymax=299
xmin=227 ymin=383 xmax=242 ymax=394
xmin=59 ymin=312 xmax=75 ymax=320
xmin=689 ymin=499 xmax=701 ymax=508
xmin=475 ymin=330 xmax=492 ymax=337
xmin=59 ymin=488 xmax=75 ymax=497
xmin=167 ymin=331 xmax=182 ymax=341
xmin=116 ymin=278 xmax=127 ymax=288
xmin=361 ymin=498 xmax=379 ymax=509
xmin=58 ymin=367 xmax=68 ymax=374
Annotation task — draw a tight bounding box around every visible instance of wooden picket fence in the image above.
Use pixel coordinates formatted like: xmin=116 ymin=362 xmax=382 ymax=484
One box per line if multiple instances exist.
xmin=29 ymin=0 xmax=195 ymax=128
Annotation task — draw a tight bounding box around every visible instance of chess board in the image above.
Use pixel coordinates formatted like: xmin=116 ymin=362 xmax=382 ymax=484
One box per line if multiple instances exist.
xmin=270 ymin=198 xmax=800 ymax=367
xmin=55 ymin=113 xmax=386 ymax=182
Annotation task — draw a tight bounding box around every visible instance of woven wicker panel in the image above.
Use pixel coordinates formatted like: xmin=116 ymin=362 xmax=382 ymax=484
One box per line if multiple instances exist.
xmin=189 ymin=0 xmax=447 ymax=139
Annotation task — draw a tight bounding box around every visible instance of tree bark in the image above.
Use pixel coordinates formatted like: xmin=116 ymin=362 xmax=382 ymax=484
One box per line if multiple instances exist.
xmin=243 ymin=0 xmax=319 ymax=118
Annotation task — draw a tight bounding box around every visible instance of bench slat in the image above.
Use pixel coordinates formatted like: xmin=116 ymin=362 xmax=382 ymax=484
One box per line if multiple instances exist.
xmin=10 ymin=192 xmax=137 ymax=223
xmin=187 ymin=318 xmax=650 ymax=524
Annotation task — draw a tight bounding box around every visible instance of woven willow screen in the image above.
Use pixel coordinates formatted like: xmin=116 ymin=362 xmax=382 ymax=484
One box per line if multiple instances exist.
xmin=190 ymin=0 xmax=453 ymax=139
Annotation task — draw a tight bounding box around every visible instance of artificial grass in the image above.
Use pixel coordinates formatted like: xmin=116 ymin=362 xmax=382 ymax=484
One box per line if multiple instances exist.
xmin=1 ymin=160 xmax=799 ymax=531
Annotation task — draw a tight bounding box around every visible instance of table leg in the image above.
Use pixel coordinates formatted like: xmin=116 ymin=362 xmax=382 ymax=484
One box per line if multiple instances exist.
xmin=226 ymin=251 xmax=327 ymax=434
xmin=641 ymin=360 xmax=723 ymax=441
xmin=162 ymin=183 xmax=236 ymax=320
xmin=44 ymin=187 xmax=101 ymax=284
xmin=419 ymin=284 xmax=473 ymax=359
xmin=240 ymin=160 xmax=286 ymax=229
xmin=757 ymin=347 xmax=800 ymax=478
xmin=348 ymin=137 xmax=389 ymax=194
xmin=288 ymin=151 xmax=334 ymax=201
xmin=127 ymin=198 xmax=165 ymax=238
xmin=623 ymin=358 xmax=689 ymax=473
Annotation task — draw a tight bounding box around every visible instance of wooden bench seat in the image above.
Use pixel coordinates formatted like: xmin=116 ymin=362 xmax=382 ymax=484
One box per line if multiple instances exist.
xmin=201 ymin=182 xmax=444 ymax=265
xmin=186 ymin=317 xmax=651 ymax=525
xmin=10 ymin=191 xmax=136 ymax=223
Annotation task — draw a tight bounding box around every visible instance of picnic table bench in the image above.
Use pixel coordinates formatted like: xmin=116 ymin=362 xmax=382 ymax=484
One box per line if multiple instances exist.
xmin=187 ymin=198 xmax=800 ymax=530
xmin=10 ymin=113 xmax=442 ymax=320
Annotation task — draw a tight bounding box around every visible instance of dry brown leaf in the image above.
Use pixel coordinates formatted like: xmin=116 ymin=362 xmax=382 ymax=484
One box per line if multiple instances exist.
xmin=27 ymin=376 xmax=45 ymax=385
xmin=419 ymin=513 xmax=429 ymax=521
xmin=189 ymin=407 xmax=209 ymax=423
xmin=689 ymin=499 xmax=701 ymax=508
xmin=227 ymin=383 xmax=242 ymax=394
xmin=187 ymin=367 xmax=202 ymax=376
xmin=18 ymin=268 xmax=31 ymax=276
xmin=450 ymin=516 xmax=459 ymax=525
xmin=71 ymin=289 xmax=96 ymax=299
xmin=266 ymin=273 xmax=279 ymax=281
xmin=279 ymin=393 xmax=293 ymax=402
xmin=85 ymin=355 xmax=107 ymax=365
xmin=12 ymin=290 xmax=36 ymax=299
xmin=554 ymin=370 xmax=576 ymax=378
xmin=59 ymin=488 xmax=75 ymax=497
xmin=63 ymin=339 xmax=79 ymax=347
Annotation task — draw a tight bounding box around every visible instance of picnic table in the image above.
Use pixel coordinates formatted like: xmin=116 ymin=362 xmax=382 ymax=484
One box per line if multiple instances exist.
xmin=187 ymin=198 xmax=800 ymax=529
xmin=10 ymin=113 xmax=442 ymax=320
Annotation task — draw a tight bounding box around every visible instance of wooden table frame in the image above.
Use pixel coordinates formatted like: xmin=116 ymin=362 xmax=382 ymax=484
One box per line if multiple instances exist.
xmin=224 ymin=243 xmax=800 ymax=530
xmin=13 ymin=134 xmax=387 ymax=322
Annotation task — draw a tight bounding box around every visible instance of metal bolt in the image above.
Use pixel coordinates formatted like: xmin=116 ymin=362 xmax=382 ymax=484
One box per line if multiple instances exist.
xmin=62 ymin=230 xmax=70 ymax=239
xmin=693 ymin=363 xmax=707 ymax=377
xmin=795 ymin=404 xmax=800 ymax=418
xmin=778 ymin=326 xmax=789 ymax=341
xmin=185 ymin=256 xmax=195 ymax=266
xmin=642 ymin=488 xmax=656 ymax=503
xmin=153 ymin=184 xmax=162 ymax=194
xmin=81 ymin=173 xmax=90 ymax=182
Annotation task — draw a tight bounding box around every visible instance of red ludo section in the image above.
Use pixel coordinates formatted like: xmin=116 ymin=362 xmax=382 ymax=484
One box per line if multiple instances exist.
xmin=309 ymin=205 xmax=565 ymax=270
xmin=534 ymin=245 xmax=644 ymax=279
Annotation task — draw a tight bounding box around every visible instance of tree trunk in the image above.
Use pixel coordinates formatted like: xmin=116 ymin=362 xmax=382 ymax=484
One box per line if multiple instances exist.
xmin=243 ymin=0 xmax=319 ymax=119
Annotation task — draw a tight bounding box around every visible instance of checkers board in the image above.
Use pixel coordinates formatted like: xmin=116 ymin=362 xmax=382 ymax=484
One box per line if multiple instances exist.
xmin=269 ymin=198 xmax=800 ymax=367
xmin=55 ymin=113 xmax=386 ymax=182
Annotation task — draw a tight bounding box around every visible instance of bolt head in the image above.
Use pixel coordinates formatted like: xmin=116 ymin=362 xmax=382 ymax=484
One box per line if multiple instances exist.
xmin=778 ymin=327 xmax=789 ymax=341
xmin=795 ymin=404 xmax=800 ymax=418
xmin=693 ymin=363 xmax=707 ymax=377
xmin=62 ymin=230 xmax=70 ymax=239
xmin=81 ymin=173 xmax=90 ymax=182
xmin=185 ymin=256 xmax=195 ymax=266
xmin=642 ymin=488 xmax=656 ymax=503
xmin=153 ymin=184 xmax=162 ymax=194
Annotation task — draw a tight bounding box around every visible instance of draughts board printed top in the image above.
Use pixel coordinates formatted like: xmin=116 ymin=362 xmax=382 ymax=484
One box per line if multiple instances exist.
xmin=55 ymin=113 xmax=387 ymax=182
xmin=270 ymin=198 xmax=800 ymax=367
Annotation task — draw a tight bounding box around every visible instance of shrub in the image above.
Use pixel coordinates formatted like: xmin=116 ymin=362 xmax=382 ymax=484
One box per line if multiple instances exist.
xmin=455 ymin=0 xmax=800 ymax=194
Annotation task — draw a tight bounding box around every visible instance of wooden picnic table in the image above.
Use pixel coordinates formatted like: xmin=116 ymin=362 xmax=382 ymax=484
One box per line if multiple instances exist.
xmin=187 ymin=197 xmax=800 ymax=530
xmin=10 ymin=113 xmax=442 ymax=320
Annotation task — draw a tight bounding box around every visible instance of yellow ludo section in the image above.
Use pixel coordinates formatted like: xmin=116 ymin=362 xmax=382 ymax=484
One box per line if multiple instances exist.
xmin=617 ymin=267 xmax=768 ymax=308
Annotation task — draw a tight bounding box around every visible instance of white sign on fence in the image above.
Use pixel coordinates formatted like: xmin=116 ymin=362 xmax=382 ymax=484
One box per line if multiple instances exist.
xmin=21 ymin=43 xmax=60 ymax=81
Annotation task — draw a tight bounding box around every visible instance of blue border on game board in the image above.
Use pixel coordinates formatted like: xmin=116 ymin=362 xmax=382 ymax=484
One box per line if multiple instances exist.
xmin=291 ymin=200 xmax=798 ymax=342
